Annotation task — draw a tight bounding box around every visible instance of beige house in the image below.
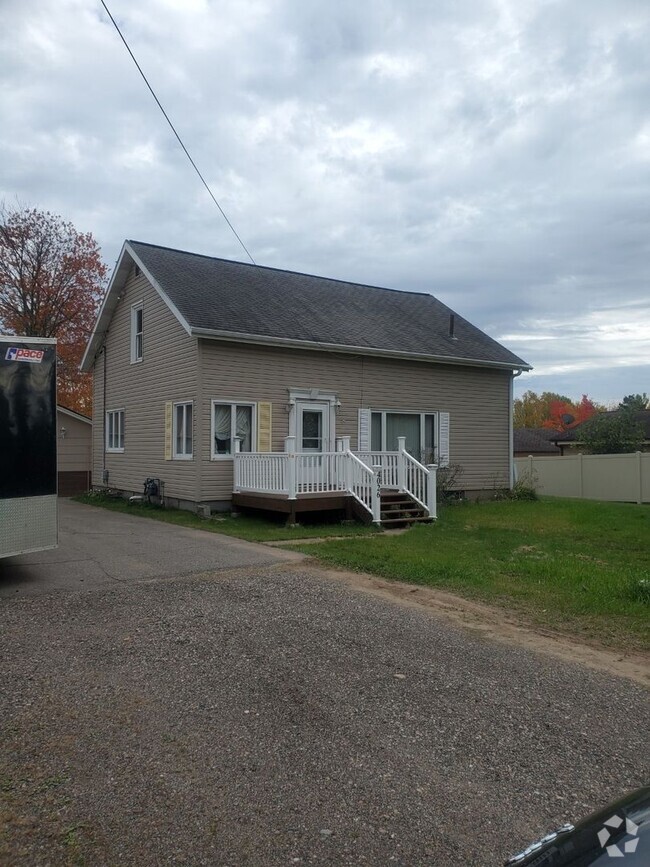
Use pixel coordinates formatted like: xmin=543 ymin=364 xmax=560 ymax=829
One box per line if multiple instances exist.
xmin=57 ymin=406 xmax=92 ymax=496
xmin=81 ymin=241 xmax=530 ymax=524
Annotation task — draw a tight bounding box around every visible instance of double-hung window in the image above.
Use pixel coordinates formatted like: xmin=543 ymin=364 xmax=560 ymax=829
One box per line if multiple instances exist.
xmin=173 ymin=402 xmax=193 ymax=459
xmin=131 ymin=302 xmax=143 ymax=363
xmin=212 ymin=402 xmax=255 ymax=457
xmin=370 ymin=411 xmax=437 ymax=463
xmin=106 ymin=409 xmax=125 ymax=452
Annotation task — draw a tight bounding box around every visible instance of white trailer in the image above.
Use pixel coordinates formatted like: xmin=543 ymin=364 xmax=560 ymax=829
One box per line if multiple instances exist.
xmin=0 ymin=336 xmax=58 ymax=558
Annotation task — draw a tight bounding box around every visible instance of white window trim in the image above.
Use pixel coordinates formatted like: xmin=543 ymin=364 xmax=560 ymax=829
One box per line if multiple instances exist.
xmin=105 ymin=408 xmax=125 ymax=453
xmin=287 ymin=388 xmax=338 ymax=452
xmin=172 ymin=401 xmax=194 ymax=460
xmin=210 ymin=400 xmax=257 ymax=460
xmin=370 ymin=409 xmax=438 ymax=462
xmin=130 ymin=301 xmax=143 ymax=364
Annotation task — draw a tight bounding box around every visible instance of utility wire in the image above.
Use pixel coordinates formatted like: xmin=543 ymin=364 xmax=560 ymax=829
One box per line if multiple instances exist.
xmin=99 ymin=0 xmax=256 ymax=265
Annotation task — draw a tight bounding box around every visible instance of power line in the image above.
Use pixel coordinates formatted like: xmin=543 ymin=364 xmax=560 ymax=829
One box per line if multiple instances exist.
xmin=99 ymin=0 xmax=256 ymax=265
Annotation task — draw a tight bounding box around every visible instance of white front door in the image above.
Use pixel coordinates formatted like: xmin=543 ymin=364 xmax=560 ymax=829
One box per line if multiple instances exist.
xmin=295 ymin=401 xmax=333 ymax=491
xmin=296 ymin=401 xmax=330 ymax=453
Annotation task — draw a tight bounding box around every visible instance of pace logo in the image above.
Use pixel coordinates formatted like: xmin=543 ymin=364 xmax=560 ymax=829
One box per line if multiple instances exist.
xmin=5 ymin=347 xmax=45 ymax=363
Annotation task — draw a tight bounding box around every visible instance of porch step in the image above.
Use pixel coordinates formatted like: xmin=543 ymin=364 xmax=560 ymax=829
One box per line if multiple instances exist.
xmin=379 ymin=490 xmax=431 ymax=527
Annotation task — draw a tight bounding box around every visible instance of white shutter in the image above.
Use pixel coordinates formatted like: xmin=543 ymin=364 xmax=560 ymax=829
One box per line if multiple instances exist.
xmin=358 ymin=408 xmax=371 ymax=451
xmin=437 ymin=412 xmax=450 ymax=467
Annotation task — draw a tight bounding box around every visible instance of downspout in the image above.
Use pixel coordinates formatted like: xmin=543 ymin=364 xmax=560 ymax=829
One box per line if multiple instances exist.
xmin=102 ymin=344 xmax=107 ymax=479
xmin=195 ymin=337 xmax=203 ymax=509
xmin=510 ymin=369 xmax=523 ymax=487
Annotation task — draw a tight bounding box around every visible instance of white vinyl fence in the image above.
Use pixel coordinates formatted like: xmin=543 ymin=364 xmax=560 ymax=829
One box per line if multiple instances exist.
xmin=514 ymin=452 xmax=650 ymax=504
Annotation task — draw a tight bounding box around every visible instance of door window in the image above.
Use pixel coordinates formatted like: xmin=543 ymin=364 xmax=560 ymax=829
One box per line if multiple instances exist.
xmin=301 ymin=410 xmax=323 ymax=451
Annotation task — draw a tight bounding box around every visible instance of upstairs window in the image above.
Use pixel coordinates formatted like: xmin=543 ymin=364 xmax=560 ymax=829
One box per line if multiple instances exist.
xmin=131 ymin=302 xmax=143 ymax=363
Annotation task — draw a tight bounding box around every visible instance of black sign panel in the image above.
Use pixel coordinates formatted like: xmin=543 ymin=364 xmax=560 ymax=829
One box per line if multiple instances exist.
xmin=0 ymin=342 xmax=57 ymax=498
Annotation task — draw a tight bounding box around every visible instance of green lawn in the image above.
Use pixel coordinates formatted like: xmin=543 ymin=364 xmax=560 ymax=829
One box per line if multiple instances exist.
xmin=292 ymin=498 xmax=650 ymax=652
xmin=76 ymin=493 xmax=649 ymax=652
xmin=74 ymin=492 xmax=379 ymax=542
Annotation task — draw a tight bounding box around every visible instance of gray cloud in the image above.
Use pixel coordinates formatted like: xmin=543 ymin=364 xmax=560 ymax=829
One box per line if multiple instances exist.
xmin=1 ymin=0 xmax=649 ymax=403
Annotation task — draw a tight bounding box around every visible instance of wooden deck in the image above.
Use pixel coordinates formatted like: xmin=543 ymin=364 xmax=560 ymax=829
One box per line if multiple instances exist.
xmin=231 ymin=489 xmax=432 ymax=527
xmin=233 ymin=439 xmax=437 ymax=525
xmin=232 ymin=490 xmax=358 ymax=523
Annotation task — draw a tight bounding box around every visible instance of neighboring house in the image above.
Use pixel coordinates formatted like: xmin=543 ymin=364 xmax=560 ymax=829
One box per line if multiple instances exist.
xmin=57 ymin=406 xmax=92 ymax=496
xmin=513 ymin=427 xmax=560 ymax=457
xmin=553 ymin=409 xmax=650 ymax=455
xmin=81 ymin=241 xmax=530 ymax=523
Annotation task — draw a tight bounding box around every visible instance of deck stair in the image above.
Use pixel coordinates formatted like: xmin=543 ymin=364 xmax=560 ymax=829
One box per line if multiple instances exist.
xmin=379 ymin=490 xmax=433 ymax=527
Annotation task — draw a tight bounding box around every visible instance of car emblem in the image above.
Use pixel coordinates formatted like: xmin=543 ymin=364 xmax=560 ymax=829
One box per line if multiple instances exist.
xmin=597 ymin=814 xmax=640 ymax=857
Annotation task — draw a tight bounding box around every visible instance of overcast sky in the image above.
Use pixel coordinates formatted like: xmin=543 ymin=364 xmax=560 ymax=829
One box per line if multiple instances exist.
xmin=2 ymin=0 xmax=649 ymax=404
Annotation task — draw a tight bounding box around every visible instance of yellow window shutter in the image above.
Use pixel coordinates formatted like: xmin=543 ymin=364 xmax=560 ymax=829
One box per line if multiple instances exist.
xmin=257 ymin=402 xmax=272 ymax=452
xmin=164 ymin=401 xmax=173 ymax=460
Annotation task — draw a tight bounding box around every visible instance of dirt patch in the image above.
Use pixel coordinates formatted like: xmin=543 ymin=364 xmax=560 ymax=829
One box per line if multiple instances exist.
xmin=290 ymin=561 xmax=650 ymax=689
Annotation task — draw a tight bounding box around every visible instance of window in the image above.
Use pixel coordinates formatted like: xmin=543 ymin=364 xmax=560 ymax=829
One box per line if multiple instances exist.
xmin=131 ymin=302 xmax=143 ymax=363
xmin=173 ymin=402 xmax=193 ymax=459
xmin=106 ymin=409 xmax=125 ymax=452
xmin=212 ymin=402 xmax=255 ymax=458
xmin=370 ymin=411 xmax=437 ymax=463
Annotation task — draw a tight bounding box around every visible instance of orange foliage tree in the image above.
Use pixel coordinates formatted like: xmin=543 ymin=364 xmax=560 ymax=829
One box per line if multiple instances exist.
xmin=542 ymin=394 xmax=600 ymax=432
xmin=0 ymin=204 xmax=107 ymax=414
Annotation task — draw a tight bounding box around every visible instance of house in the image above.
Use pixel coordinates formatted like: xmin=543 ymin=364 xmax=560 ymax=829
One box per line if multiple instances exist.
xmin=81 ymin=241 xmax=530 ymax=524
xmin=553 ymin=409 xmax=650 ymax=455
xmin=513 ymin=427 xmax=560 ymax=457
xmin=57 ymin=406 xmax=92 ymax=496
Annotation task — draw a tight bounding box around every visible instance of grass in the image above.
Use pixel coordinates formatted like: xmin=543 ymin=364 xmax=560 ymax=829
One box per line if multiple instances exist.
xmin=74 ymin=492 xmax=649 ymax=652
xmin=74 ymin=492 xmax=379 ymax=542
xmin=292 ymin=498 xmax=650 ymax=652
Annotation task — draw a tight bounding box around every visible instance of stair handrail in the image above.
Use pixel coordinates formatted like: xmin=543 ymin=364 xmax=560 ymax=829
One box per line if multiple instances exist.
xmin=397 ymin=437 xmax=437 ymax=518
xmin=345 ymin=450 xmax=381 ymax=524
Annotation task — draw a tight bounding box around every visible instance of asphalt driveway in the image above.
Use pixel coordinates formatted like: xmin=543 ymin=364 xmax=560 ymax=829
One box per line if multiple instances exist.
xmin=0 ymin=499 xmax=304 ymax=598
xmin=1 ymin=501 xmax=648 ymax=865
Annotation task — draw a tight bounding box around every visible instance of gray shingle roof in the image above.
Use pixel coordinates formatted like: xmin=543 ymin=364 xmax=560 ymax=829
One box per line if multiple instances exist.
xmin=513 ymin=428 xmax=559 ymax=453
xmin=128 ymin=241 xmax=529 ymax=368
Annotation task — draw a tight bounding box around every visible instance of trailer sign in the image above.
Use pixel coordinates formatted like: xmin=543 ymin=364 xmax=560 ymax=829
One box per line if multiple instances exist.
xmin=5 ymin=347 xmax=45 ymax=363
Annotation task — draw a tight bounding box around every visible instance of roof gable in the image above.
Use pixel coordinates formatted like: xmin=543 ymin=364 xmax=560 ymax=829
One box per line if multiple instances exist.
xmin=82 ymin=240 xmax=530 ymax=372
xmin=57 ymin=405 xmax=92 ymax=424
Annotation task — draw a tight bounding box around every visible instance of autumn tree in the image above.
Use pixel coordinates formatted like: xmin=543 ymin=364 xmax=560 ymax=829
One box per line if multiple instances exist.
xmin=513 ymin=390 xmax=572 ymax=428
xmin=0 ymin=204 xmax=107 ymax=414
xmin=541 ymin=394 xmax=601 ymax=433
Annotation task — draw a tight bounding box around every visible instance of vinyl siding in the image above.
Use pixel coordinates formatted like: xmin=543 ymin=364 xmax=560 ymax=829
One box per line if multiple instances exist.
xmin=198 ymin=340 xmax=511 ymax=501
xmin=57 ymin=412 xmax=91 ymax=473
xmin=90 ymin=268 xmax=199 ymax=500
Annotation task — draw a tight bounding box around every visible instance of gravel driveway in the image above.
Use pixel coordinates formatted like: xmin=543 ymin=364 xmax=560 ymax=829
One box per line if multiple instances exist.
xmin=1 ymin=503 xmax=648 ymax=865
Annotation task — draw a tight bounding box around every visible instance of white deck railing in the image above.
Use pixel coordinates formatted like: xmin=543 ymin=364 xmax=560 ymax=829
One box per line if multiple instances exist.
xmin=233 ymin=436 xmax=437 ymax=523
xmin=356 ymin=451 xmax=400 ymax=488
